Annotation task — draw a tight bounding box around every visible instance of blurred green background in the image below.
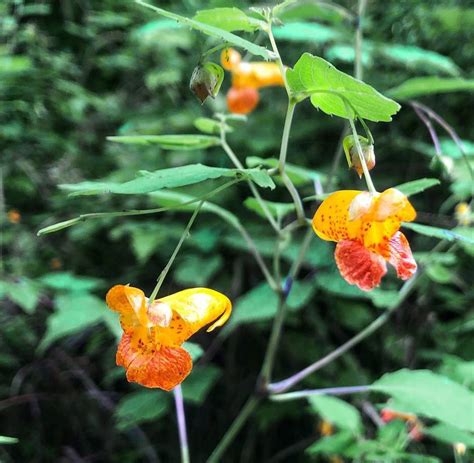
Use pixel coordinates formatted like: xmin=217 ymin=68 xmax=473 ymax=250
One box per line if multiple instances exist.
xmin=1 ymin=0 xmax=473 ymax=462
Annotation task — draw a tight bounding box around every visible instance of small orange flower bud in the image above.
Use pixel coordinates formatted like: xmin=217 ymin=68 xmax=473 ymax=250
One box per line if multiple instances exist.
xmin=220 ymin=48 xmax=241 ymax=71
xmin=50 ymin=258 xmax=62 ymax=270
xmin=343 ymin=135 xmax=375 ymax=178
xmin=226 ymin=86 xmax=260 ymax=114
xmin=7 ymin=209 xmax=21 ymax=224
xmin=189 ymin=62 xmax=224 ymax=104
xmin=318 ymin=420 xmax=334 ymax=436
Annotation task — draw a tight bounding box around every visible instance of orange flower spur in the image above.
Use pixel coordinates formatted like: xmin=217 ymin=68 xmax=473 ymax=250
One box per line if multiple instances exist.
xmin=106 ymin=285 xmax=231 ymax=390
xmin=312 ymin=188 xmax=417 ymax=291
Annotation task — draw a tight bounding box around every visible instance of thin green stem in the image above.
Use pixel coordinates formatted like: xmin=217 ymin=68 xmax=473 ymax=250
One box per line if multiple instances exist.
xmin=37 ymin=179 xmax=240 ymax=236
xmin=347 ymin=109 xmax=377 ymax=193
xmin=201 ymin=43 xmax=228 ymax=63
xmin=220 ymin=127 xmax=280 ymax=233
xmin=278 ymin=101 xmax=296 ymax=170
xmin=267 ymin=24 xmax=289 ymax=94
xmin=355 ymin=0 xmax=367 ymax=81
xmin=206 ymin=397 xmax=260 ymax=463
xmin=149 ymin=201 xmax=203 ymax=302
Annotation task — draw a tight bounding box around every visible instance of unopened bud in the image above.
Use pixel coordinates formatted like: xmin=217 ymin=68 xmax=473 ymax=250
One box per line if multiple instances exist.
xmin=190 ymin=62 xmax=224 ymax=104
xmin=343 ymin=135 xmax=375 ymax=178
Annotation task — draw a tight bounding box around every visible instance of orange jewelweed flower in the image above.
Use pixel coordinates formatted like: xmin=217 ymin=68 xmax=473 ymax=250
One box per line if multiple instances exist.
xmin=312 ymin=188 xmax=417 ymax=291
xmin=7 ymin=209 xmax=21 ymax=224
xmin=106 ymin=285 xmax=231 ymax=391
xmin=221 ymin=48 xmax=284 ymax=114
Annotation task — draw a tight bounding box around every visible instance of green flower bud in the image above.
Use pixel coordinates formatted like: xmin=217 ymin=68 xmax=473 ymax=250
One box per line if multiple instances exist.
xmin=343 ymin=135 xmax=375 ymax=178
xmin=189 ymin=62 xmax=224 ymax=104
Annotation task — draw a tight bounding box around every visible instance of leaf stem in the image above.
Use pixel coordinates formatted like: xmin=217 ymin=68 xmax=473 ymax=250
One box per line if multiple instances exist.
xmin=173 ymin=385 xmax=190 ymax=463
xmin=148 ymin=201 xmax=203 ymax=302
xmin=271 ymin=385 xmax=370 ymax=402
xmin=347 ymin=106 xmax=377 ymax=193
xmin=220 ymin=125 xmax=280 ymax=233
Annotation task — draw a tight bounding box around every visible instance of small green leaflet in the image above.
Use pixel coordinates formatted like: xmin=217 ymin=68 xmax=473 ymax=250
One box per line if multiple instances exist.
xmin=308 ymin=395 xmax=362 ymax=434
xmin=394 ymin=178 xmax=440 ymax=196
xmin=134 ymin=1 xmax=272 ymax=60
xmin=286 ymin=53 xmax=401 ymax=122
xmin=60 ymin=164 xmax=275 ymax=196
xmin=424 ymin=423 xmax=474 ymax=448
xmin=107 ymin=134 xmax=220 ymax=150
xmin=0 ymin=436 xmax=19 ymax=444
xmin=388 ymin=77 xmax=474 ymax=100
xmin=370 ymin=369 xmax=474 ymax=432
xmin=194 ymin=117 xmax=232 ymax=135
xmin=193 ymin=8 xmax=261 ymax=32
xmin=403 ymin=222 xmax=474 ymax=245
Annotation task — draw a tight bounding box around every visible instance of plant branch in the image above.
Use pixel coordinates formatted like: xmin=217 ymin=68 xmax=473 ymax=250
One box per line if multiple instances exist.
xmin=271 ymin=384 xmax=370 ymax=402
xmin=174 ymin=385 xmax=190 ymax=463
xmin=149 ymin=201 xmax=203 ymax=302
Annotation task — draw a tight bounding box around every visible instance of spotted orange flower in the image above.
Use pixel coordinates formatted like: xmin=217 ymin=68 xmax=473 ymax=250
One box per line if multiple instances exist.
xmin=312 ymin=188 xmax=417 ymax=291
xmin=221 ymin=48 xmax=284 ymax=114
xmin=381 ymin=408 xmax=423 ymax=441
xmin=106 ymin=285 xmax=231 ymax=391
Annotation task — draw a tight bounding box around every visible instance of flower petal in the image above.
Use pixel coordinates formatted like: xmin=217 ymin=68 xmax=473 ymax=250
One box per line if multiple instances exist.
xmin=335 ymin=240 xmax=387 ymax=291
xmin=388 ymin=232 xmax=417 ymax=280
xmin=117 ymin=333 xmax=192 ymax=391
xmin=374 ymin=188 xmax=416 ymax=222
xmin=232 ymin=62 xmax=284 ymax=89
xmin=106 ymin=285 xmax=149 ymax=330
xmin=155 ymin=288 xmax=232 ymax=346
xmin=312 ymin=190 xmax=361 ymax=242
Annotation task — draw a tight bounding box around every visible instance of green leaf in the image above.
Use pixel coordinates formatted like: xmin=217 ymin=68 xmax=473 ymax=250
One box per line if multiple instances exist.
xmin=246 ymin=156 xmax=325 ymax=186
xmin=38 ymin=294 xmax=108 ymax=352
xmin=107 ymin=134 xmax=220 ymax=150
xmin=370 ymin=369 xmax=474 ymax=432
xmin=426 ymin=263 xmax=454 ymax=284
xmin=388 ymin=77 xmax=474 ymax=100
xmin=403 ymin=222 xmax=474 ymax=245
xmin=244 ymin=197 xmax=294 ymax=221
xmin=38 ymin=272 xmax=103 ymax=292
xmin=175 ymin=254 xmax=222 ymax=286
xmin=60 ymin=164 xmax=275 ymax=196
xmin=115 ymin=390 xmax=170 ymax=430
xmin=287 ymin=53 xmax=400 ymax=122
xmin=306 ymin=431 xmax=355 ymax=455
xmin=425 ymin=423 xmax=474 ymax=448
xmin=3 ymin=278 xmax=41 ymax=314
xmin=193 ymin=8 xmax=261 ymax=32
xmin=0 ymin=435 xmax=19 ymax=444
xmin=374 ymin=43 xmax=460 ymax=76
xmin=308 ymin=395 xmax=362 ymax=434
xmin=135 ymin=1 xmax=272 ymax=59
xmin=182 ymin=366 xmax=221 ymax=404
xmin=453 ymin=227 xmax=474 ymax=256
xmin=226 ymin=281 xmax=315 ymax=329
xmin=194 ymin=117 xmax=232 ymax=135
xmin=273 ymin=22 xmax=345 ymax=44
xmin=394 ymin=178 xmax=440 ymax=196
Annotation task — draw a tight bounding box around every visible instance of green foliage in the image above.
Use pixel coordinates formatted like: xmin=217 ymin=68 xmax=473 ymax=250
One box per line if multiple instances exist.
xmin=60 ymin=164 xmax=275 ymax=196
xmin=107 ymin=134 xmax=220 ymax=149
xmin=403 ymin=222 xmax=474 ymax=245
xmin=389 ymin=77 xmax=474 ymax=99
xmin=308 ymin=395 xmax=362 ymax=434
xmin=193 ymin=8 xmax=261 ymax=33
xmin=287 ymin=53 xmax=401 ymax=121
xmin=371 ymin=369 xmax=474 ymax=432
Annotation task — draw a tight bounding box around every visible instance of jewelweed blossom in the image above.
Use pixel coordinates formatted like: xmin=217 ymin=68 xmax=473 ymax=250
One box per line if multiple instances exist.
xmin=312 ymin=188 xmax=417 ymax=291
xmin=106 ymin=285 xmax=231 ymax=391
xmin=221 ymin=48 xmax=284 ymax=114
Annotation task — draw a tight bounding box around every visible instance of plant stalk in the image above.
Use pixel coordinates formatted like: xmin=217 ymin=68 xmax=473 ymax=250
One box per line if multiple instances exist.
xmin=174 ymin=385 xmax=190 ymax=463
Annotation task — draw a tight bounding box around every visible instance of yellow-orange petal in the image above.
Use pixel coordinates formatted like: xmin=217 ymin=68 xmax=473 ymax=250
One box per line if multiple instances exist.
xmin=373 ymin=188 xmax=416 ymax=222
xmin=312 ymin=190 xmax=361 ymax=242
xmin=221 ymin=48 xmax=241 ymax=71
xmin=335 ymin=239 xmax=387 ymax=291
xmin=106 ymin=285 xmax=149 ymax=329
xmin=117 ymin=333 xmax=192 ymax=391
xmin=155 ymin=288 xmax=232 ymax=346
xmin=232 ymin=62 xmax=284 ymax=89
xmin=388 ymin=232 xmax=417 ymax=280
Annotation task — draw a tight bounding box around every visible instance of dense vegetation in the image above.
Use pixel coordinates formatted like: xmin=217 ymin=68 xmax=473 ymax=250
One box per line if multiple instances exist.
xmin=1 ymin=0 xmax=473 ymax=462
